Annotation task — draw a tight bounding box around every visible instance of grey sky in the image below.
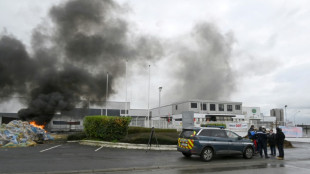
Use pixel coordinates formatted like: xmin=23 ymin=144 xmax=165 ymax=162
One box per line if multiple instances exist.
xmin=0 ymin=0 xmax=309 ymax=124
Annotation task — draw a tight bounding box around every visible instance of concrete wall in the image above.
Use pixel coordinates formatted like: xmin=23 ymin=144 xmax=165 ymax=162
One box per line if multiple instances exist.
xmin=128 ymin=109 xmax=148 ymax=117
xmin=151 ymin=105 xmax=173 ymax=117
xmin=172 ymin=102 xmax=190 ymax=115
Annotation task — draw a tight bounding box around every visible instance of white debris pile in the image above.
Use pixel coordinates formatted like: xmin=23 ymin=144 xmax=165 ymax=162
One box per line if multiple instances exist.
xmin=0 ymin=120 xmax=54 ymax=147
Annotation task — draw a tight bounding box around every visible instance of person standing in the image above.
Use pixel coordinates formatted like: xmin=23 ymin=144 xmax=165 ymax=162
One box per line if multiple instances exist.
xmin=248 ymin=125 xmax=255 ymax=139
xmin=256 ymin=126 xmax=269 ymax=158
xmin=248 ymin=125 xmax=258 ymax=153
xmin=268 ymin=129 xmax=276 ymax=156
xmin=276 ymin=127 xmax=285 ymax=160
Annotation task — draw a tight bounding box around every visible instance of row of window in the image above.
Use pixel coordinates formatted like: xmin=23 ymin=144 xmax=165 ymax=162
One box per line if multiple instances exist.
xmin=199 ymin=129 xmax=239 ymax=138
xmin=189 ymin=103 xmax=241 ymax=112
xmin=174 ymin=116 xmax=234 ymax=122
xmin=53 ymin=121 xmax=80 ymax=125
xmin=182 ymin=129 xmax=239 ymax=139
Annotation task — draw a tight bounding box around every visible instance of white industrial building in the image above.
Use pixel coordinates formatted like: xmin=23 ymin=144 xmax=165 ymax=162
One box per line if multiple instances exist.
xmin=150 ymin=99 xmax=243 ymax=124
xmin=0 ymin=99 xmax=279 ymax=132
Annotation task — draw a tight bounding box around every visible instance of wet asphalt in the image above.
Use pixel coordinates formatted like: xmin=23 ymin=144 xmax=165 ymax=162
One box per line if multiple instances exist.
xmin=0 ymin=142 xmax=309 ymax=174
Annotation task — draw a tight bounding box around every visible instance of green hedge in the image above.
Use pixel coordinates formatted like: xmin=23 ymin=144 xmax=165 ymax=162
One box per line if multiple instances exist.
xmin=83 ymin=116 xmax=131 ymax=141
xmin=127 ymin=126 xmax=177 ymax=134
xmin=201 ymin=123 xmax=226 ymax=129
xmin=121 ymin=132 xmax=179 ymax=145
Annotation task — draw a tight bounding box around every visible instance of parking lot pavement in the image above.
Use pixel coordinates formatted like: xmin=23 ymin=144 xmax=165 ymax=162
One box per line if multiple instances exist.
xmin=0 ymin=142 xmax=310 ymax=174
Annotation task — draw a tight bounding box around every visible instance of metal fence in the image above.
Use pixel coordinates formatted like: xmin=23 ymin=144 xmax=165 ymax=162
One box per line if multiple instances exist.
xmin=129 ymin=118 xmax=182 ymax=130
xmin=129 ymin=118 xmax=277 ymax=134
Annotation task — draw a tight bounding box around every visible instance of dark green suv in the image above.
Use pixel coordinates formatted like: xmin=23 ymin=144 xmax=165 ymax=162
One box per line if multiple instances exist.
xmin=177 ymin=127 xmax=254 ymax=161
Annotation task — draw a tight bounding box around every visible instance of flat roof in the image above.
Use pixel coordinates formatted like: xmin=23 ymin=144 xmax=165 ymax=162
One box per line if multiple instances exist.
xmin=172 ymin=99 xmax=242 ymax=105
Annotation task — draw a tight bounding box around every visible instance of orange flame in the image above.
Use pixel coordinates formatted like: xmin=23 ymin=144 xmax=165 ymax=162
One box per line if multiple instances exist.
xmin=29 ymin=121 xmax=45 ymax=130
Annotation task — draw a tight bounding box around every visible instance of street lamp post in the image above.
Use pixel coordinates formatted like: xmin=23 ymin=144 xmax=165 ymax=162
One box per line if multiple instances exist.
xmin=147 ymin=65 xmax=151 ymax=127
xmin=125 ymin=59 xmax=128 ymax=117
xmin=106 ymin=72 xmax=109 ymax=116
xmin=284 ymin=105 xmax=287 ymax=126
xmin=159 ymin=87 xmax=162 ymax=117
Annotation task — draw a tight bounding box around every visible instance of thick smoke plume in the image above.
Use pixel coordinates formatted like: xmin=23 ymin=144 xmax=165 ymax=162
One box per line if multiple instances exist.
xmin=0 ymin=0 xmax=235 ymax=125
xmin=0 ymin=0 xmax=163 ymax=125
xmin=168 ymin=23 xmax=235 ymax=102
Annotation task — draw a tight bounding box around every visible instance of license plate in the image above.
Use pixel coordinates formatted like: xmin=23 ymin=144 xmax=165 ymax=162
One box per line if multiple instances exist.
xmin=181 ymin=143 xmax=187 ymax=146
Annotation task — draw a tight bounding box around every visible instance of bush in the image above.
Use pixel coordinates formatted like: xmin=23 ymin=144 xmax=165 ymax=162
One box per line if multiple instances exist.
xmin=127 ymin=127 xmax=177 ymax=134
xmin=201 ymin=123 xmax=226 ymax=129
xmin=83 ymin=116 xmax=131 ymax=141
xmin=67 ymin=132 xmax=87 ymax=140
xmin=121 ymin=132 xmax=179 ymax=145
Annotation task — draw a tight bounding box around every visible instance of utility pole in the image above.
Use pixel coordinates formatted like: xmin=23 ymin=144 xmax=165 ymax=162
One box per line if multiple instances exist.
xmin=106 ymin=72 xmax=109 ymax=116
xmin=125 ymin=59 xmax=128 ymax=116
xmin=284 ymin=105 xmax=287 ymax=126
xmin=159 ymin=87 xmax=162 ymax=118
xmin=147 ymin=65 xmax=151 ymax=127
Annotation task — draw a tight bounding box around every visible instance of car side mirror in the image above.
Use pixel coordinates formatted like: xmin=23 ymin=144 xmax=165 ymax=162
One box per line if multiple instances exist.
xmin=238 ymin=136 xmax=242 ymax=140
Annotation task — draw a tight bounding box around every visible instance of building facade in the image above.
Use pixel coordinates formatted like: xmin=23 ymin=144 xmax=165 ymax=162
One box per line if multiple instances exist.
xmin=270 ymin=108 xmax=284 ymax=125
xmin=150 ymin=100 xmax=243 ymax=122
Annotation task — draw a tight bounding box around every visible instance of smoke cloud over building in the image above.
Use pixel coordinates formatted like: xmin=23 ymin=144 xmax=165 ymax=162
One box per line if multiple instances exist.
xmin=0 ymin=0 xmax=235 ymax=124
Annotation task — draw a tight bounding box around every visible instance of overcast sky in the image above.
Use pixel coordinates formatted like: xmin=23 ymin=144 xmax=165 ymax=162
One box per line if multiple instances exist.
xmin=0 ymin=0 xmax=310 ymax=124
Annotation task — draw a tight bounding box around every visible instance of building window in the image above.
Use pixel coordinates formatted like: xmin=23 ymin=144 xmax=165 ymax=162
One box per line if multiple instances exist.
xmin=191 ymin=103 xmax=198 ymax=108
xmin=235 ymin=105 xmax=241 ymax=110
xmin=201 ymin=103 xmax=207 ymax=111
xmin=53 ymin=121 xmax=80 ymax=125
xmin=121 ymin=110 xmax=128 ymax=114
xmin=175 ymin=105 xmax=178 ymax=110
xmin=219 ymin=104 xmax=224 ymax=111
xmin=210 ymin=104 xmax=216 ymax=111
xmin=227 ymin=105 xmax=233 ymax=112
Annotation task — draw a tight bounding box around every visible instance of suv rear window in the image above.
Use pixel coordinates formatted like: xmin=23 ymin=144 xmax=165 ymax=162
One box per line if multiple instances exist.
xmin=180 ymin=130 xmax=197 ymax=138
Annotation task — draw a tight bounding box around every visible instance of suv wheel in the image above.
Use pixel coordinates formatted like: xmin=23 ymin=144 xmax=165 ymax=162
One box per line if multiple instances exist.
xmin=182 ymin=152 xmax=192 ymax=157
xmin=243 ymin=147 xmax=254 ymax=159
xmin=200 ymin=147 xmax=213 ymax=162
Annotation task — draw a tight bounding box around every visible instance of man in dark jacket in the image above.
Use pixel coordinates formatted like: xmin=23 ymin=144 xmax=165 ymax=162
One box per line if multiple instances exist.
xmin=276 ymin=127 xmax=285 ymax=160
xmin=268 ymin=129 xmax=276 ymax=156
xmin=256 ymin=126 xmax=269 ymax=158
xmin=248 ymin=125 xmax=255 ymax=139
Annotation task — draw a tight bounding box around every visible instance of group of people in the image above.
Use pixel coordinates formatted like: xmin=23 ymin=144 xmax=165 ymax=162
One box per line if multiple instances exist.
xmin=248 ymin=125 xmax=285 ymax=160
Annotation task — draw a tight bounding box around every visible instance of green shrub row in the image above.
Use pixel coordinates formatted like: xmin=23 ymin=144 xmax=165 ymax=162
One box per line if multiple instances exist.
xmin=121 ymin=132 xmax=179 ymax=145
xmin=127 ymin=126 xmax=177 ymax=134
xmin=201 ymin=123 xmax=226 ymax=129
xmin=83 ymin=116 xmax=131 ymax=141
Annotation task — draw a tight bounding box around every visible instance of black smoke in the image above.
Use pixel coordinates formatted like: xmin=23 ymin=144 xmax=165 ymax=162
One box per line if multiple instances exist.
xmin=0 ymin=0 xmax=163 ymax=125
xmin=0 ymin=0 xmax=236 ymax=125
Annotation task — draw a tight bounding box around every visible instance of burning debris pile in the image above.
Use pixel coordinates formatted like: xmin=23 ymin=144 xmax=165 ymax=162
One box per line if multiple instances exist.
xmin=0 ymin=120 xmax=53 ymax=147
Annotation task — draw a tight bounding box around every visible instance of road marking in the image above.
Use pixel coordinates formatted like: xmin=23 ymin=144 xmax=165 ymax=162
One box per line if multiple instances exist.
xmin=95 ymin=145 xmax=104 ymax=152
xmin=40 ymin=145 xmax=62 ymax=152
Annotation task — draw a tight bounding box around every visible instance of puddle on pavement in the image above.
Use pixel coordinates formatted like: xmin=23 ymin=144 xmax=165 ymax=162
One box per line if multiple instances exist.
xmin=178 ymin=163 xmax=286 ymax=174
